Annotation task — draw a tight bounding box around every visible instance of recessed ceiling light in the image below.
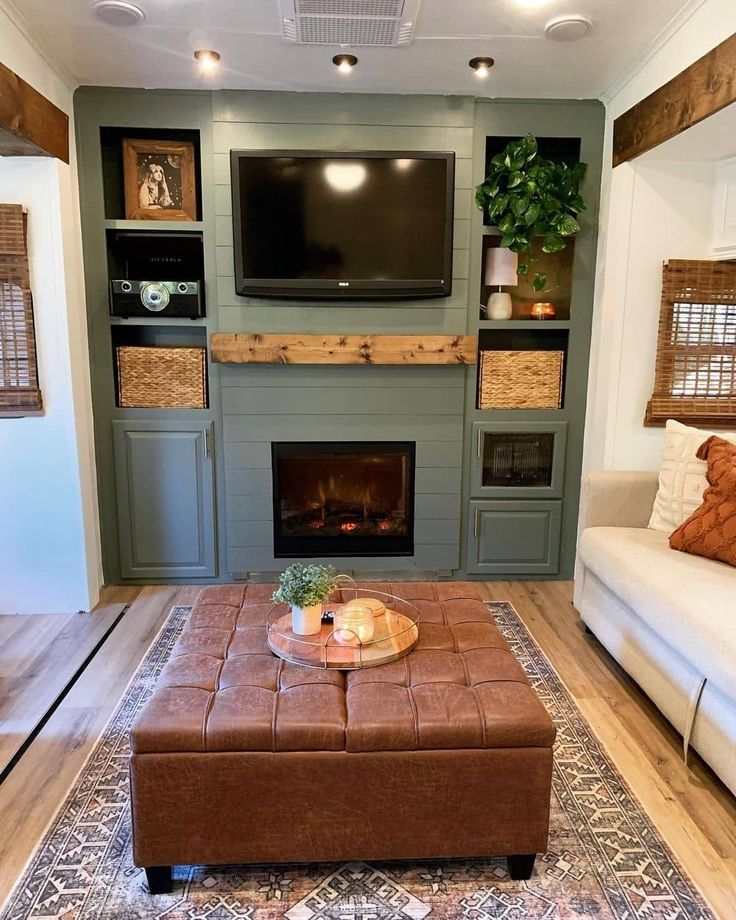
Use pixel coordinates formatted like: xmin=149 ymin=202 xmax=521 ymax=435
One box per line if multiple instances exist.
xmin=333 ymin=53 xmax=358 ymax=74
xmin=93 ymin=0 xmax=145 ymax=26
xmin=194 ymin=49 xmax=221 ymax=72
xmin=544 ymin=15 xmax=593 ymax=41
xmin=469 ymin=57 xmax=495 ymax=79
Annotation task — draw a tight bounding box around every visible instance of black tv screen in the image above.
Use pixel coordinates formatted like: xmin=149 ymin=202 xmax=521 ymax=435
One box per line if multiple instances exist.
xmin=230 ymin=150 xmax=455 ymax=300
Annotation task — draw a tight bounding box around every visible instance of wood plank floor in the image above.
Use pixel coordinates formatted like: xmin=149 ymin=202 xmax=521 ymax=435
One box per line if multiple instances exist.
xmin=0 ymin=598 xmax=126 ymax=776
xmin=0 ymin=581 xmax=733 ymax=917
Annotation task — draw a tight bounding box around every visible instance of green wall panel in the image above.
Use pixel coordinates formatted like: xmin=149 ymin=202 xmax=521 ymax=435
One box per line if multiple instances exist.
xmin=74 ymin=87 xmax=602 ymax=583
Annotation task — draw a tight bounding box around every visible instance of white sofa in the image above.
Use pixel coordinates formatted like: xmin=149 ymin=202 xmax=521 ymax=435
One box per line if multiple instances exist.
xmin=575 ymin=471 xmax=736 ymax=796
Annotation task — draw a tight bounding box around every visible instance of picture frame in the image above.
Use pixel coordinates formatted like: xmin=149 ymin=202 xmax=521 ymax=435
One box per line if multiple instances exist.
xmin=122 ymin=138 xmax=197 ymax=221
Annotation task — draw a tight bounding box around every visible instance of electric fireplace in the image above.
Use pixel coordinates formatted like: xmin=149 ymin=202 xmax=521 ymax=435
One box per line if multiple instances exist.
xmin=272 ymin=442 xmax=415 ymax=557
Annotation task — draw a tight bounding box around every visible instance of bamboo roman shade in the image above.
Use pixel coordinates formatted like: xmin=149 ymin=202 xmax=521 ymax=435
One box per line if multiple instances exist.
xmin=0 ymin=204 xmax=42 ymax=416
xmin=646 ymin=259 xmax=736 ymax=428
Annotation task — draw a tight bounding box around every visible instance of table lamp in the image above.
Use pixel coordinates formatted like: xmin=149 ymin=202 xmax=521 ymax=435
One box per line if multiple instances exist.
xmin=484 ymin=247 xmax=518 ymax=320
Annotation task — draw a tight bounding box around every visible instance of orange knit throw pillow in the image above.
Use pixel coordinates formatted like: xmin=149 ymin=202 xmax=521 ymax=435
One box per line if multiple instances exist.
xmin=669 ymin=435 xmax=736 ymax=567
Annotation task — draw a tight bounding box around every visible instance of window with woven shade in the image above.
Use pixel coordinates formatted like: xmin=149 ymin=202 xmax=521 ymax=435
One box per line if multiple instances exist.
xmin=0 ymin=204 xmax=42 ymax=417
xmin=646 ymin=259 xmax=736 ymax=428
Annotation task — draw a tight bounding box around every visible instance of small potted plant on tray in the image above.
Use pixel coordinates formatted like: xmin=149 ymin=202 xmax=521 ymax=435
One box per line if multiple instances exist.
xmin=272 ymin=563 xmax=337 ymax=636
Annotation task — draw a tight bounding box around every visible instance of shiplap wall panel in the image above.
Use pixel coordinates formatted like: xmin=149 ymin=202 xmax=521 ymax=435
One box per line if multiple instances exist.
xmin=213 ymin=123 xmax=474 ymax=158
xmin=212 ymin=92 xmax=475 ymax=128
xmin=216 ymin=305 xmax=468 ymax=334
xmin=228 ymin=544 xmax=459 ymax=574
xmin=212 ymin=92 xmax=469 ymax=575
xmin=220 ymin=366 xmax=465 ymax=389
xmin=223 ymin=415 xmax=463 ymax=443
xmin=221 ymin=386 xmax=463 ymax=416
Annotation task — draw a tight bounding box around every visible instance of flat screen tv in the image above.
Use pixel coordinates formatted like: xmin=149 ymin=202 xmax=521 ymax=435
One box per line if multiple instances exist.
xmin=230 ymin=150 xmax=455 ymax=300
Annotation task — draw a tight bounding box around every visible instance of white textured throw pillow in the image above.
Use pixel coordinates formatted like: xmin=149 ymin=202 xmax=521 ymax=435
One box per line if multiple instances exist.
xmin=648 ymin=419 xmax=736 ymax=533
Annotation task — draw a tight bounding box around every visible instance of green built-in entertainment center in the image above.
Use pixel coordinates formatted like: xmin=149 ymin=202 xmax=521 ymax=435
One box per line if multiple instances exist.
xmin=74 ymin=88 xmax=603 ymax=585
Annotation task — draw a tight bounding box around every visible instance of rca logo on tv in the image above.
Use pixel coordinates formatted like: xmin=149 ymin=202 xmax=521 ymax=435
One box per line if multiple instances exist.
xmin=338 ymin=281 xmax=350 ymax=287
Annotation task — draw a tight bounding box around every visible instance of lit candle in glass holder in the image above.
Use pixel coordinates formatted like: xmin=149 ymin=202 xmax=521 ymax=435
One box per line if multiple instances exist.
xmin=349 ymin=597 xmax=386 ymax=618
xmin=530 ymin=302 xmax=556 ymax=320
xmin=334 ymin=604 xmax=375 ymax=645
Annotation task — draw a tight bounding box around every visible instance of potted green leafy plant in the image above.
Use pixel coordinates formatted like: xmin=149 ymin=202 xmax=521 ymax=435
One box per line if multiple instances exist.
xmin=272 ymin=563 xmax=337 ymax=636
xmin=475 ymin=134 xmax=587 ymax=293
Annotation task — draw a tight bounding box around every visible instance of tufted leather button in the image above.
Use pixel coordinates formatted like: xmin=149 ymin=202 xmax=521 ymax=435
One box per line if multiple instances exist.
xmin=131 ymin=583 xmax=556 ymax=755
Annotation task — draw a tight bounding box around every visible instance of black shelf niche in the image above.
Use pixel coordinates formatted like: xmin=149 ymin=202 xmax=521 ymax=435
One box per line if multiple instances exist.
xmin=476 ymin=327 xmax=569 ymax=411
xmin=100 ymin=126 xmax=203 ymax=221
xmin=110 ymin=324 xmax=209 ymax=410
xmin=480 ymin=233 xmax=574 ymax=322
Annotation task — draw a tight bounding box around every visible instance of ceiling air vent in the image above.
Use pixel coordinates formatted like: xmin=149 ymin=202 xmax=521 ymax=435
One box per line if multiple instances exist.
xmin=280 ymin=0 xmax=422 ymax=47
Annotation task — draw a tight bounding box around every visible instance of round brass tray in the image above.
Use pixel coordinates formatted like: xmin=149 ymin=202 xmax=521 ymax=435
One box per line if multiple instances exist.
xmin=266 ymin=587 xmax=419 ymax=670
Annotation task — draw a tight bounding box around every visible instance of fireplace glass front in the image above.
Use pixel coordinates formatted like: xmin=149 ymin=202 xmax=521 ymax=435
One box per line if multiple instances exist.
xmin=272 ymin=442 xmax=415 ymax=557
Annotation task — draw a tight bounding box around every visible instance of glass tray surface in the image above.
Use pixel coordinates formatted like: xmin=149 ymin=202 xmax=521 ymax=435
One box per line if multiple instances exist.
xmin=266 ymin=586 xmax=419 ymax=670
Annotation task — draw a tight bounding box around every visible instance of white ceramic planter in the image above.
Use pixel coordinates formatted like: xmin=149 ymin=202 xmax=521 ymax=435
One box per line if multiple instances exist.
xmin=291 ymin=602 xmax=323 ymax=636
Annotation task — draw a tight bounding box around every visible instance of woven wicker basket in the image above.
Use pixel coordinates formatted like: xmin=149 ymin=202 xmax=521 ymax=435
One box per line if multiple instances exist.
xmin=478 ymin=349 xmax=564 ymax=410
xmin=116 ymin=346 xmax=207 ymax=409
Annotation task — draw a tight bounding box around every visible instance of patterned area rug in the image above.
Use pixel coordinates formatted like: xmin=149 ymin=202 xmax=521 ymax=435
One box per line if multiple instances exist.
xmin=0 ymin=603 xmax=715 ymax=920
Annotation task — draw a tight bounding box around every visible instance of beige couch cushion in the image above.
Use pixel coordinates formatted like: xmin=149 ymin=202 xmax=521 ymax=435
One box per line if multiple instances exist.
xmin=578 ymin=526 xmax=736 ymax=700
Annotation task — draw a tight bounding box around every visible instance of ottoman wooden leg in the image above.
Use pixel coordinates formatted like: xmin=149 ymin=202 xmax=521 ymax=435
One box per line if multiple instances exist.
xmin=507 ymin=854 xmax=536 ymax=880
xmin=145 ymin=865 xmax=173 ymax=894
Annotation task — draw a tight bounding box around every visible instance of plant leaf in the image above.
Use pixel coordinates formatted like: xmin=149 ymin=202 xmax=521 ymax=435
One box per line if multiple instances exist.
xmin=557 ymin=214 xmax=581 ymax=236
xmin=500 ymin=233 xmax=515 ymax=248
xmin=507 ymin=171 xmax=523 ymax=189
xmin=532 ymin=272 xmax=547 ymax=293
xmin=542 ymin=234 xmax=566 ymax=254
xmin=510 ymin=195 xmax=530 ymax=217
xmin=489 ymin=195 xmax=509 ymax=218
xmin=523 ymin=203 xmax=540 ymax=226
xmin=498 ymin=212 xmax=517 ymax=233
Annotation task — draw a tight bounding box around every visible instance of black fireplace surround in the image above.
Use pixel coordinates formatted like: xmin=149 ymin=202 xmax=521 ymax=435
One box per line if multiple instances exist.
xmin=272 ymin=442 xmax=415 ymax=558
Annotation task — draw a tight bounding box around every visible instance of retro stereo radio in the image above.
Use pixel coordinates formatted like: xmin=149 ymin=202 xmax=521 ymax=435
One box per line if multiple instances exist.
xmin=109 ymin=279 xmax=204 ymax=319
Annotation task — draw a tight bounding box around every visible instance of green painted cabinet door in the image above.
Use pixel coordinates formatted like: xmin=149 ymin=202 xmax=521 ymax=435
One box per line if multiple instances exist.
xmin=466 ymin=500 xmax=562 ymax=575
xmin=112 ymin=420 xmax=216 ymax=579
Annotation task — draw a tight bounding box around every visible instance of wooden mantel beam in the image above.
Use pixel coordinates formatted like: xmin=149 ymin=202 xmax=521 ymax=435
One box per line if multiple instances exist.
xmin=0 ymin=61 xmax=69 ymax=163
xmin=210 ymin=333 xmax=478 ymax=366
xmin=612 ymin=33 xmax=736 ymax=167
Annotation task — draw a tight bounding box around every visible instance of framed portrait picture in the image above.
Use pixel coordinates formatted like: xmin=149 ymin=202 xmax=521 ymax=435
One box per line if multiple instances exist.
xmin=123 ymin=138 xmax=197 ymax=221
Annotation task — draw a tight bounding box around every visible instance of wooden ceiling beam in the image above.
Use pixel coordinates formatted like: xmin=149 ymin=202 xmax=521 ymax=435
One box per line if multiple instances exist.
xmin=612 ymin=32 xmax=736 ymax=167
xmin=0 ymin=61 xmax=69 ymax=163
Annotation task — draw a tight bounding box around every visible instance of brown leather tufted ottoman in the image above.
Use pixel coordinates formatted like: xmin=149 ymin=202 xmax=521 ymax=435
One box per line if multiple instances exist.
xmin=130 ymin=582 xmax=555 ymax=894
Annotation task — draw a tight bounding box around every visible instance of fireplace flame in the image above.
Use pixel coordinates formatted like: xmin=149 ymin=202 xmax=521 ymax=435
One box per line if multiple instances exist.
xmin=314 ymin=476 xmax=376 ymax=511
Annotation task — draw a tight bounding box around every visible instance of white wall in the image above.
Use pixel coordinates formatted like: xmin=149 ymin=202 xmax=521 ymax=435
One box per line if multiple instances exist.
xmin=584 ymin=0 xmax=736 ymax=473
xmin=0 ymin=3 xmax=101 ymax=613
xmin=588 ymin=159 xmax=715 ymax=471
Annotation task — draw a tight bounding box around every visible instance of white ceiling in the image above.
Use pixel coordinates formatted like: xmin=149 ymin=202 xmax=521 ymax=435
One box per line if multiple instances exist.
xmin=9 ymin=0 xmax=696 ymax=99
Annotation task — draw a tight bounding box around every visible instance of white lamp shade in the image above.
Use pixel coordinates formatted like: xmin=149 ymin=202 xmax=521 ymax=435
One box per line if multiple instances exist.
xmin=484 ymin=247 xmax=518 ymax=287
